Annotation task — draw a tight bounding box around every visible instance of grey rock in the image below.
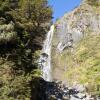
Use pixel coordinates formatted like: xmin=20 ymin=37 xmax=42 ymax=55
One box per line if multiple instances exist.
xmin=72 ymin=84 xmax=86 ymax=92
xmin=55 ymin=3 xmax=100 ymax=53
xmin=70 ymin=95 xmax=81 ymax=100
xmin=63 ymin=95 xmax=70 ymax=100
xmin=74 ymin=93 xmax=86 ymax=99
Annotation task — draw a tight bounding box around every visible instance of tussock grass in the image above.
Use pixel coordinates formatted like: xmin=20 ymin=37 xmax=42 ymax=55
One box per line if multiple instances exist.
xmin=64 ymin=34 xmax=100 ymax=94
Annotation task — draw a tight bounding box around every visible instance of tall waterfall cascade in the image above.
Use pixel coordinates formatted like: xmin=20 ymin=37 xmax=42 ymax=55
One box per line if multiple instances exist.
xmin=39 ymin=25 xmax=55 ymax=81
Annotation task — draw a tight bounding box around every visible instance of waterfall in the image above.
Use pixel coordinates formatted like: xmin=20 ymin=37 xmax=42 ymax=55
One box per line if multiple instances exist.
xmin=39 ymin=25 xmax=55 ymax=81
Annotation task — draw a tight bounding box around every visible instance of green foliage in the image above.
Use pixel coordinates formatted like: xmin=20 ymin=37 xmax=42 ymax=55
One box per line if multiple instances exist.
xmin=0 ymin=0 xmax=52 ymax=99
xmin=0 ymin=22 xmax=17 ymax=44
xmin=86 ymin=0 xmax=100 ymax=6
xmin=10 ymin=0 xmax=52 ymax=32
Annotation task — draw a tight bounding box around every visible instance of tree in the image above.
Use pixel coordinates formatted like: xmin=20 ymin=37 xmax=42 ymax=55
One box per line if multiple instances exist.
xmin=0 ymin=0 xmax=52 ymax=99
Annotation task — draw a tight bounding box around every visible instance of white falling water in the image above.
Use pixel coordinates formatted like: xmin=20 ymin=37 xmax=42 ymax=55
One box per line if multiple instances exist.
xmin=39 ymin=25 xmax=55 ymax=81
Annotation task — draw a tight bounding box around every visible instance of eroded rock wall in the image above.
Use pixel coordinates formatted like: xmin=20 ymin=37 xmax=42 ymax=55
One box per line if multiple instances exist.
xmin=52 ymin=1 xmax=100 ymax=89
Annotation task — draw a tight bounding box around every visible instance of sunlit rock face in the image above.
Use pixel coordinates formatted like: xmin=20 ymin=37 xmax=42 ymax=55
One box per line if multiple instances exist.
xmin=54 ymin=2 xmax=100 ymax=53
xmin=52 ymin=1 xmax=100 ymax=82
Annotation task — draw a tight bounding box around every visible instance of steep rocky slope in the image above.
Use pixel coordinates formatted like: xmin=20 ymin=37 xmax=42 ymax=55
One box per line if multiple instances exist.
xmin=52 ymin=0 xmax=100 ymax=95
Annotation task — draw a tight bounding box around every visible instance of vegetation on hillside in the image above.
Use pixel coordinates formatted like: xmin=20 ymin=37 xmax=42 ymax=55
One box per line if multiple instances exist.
xmin=52 ymin=0 xmax=100 ymax=96
xmin=86 ymin=0 xmax=100 ymax=6
xmin=64 ymin=33 xmax=100 ymax=94
xmin=0 ymin=0 xmax=52 ymax=99
xmin=52 ymin=32 xmax=100 ymax=95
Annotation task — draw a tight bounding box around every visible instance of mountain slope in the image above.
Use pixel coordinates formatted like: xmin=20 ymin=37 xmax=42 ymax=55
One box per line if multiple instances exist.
xmin=52 ymin=0 xmax=100 ymax=95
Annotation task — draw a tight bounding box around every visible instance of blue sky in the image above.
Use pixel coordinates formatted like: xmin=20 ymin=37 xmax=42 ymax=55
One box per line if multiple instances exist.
xmin=48 ymin=0 xmax=81 ymax=22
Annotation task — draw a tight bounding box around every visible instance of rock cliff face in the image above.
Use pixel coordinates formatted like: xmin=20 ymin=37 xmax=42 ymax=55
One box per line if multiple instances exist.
xmin=55 ymin=1 xmax=100 ymax=52
xmin=52 ymin=0 xmax=100 ymax=94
